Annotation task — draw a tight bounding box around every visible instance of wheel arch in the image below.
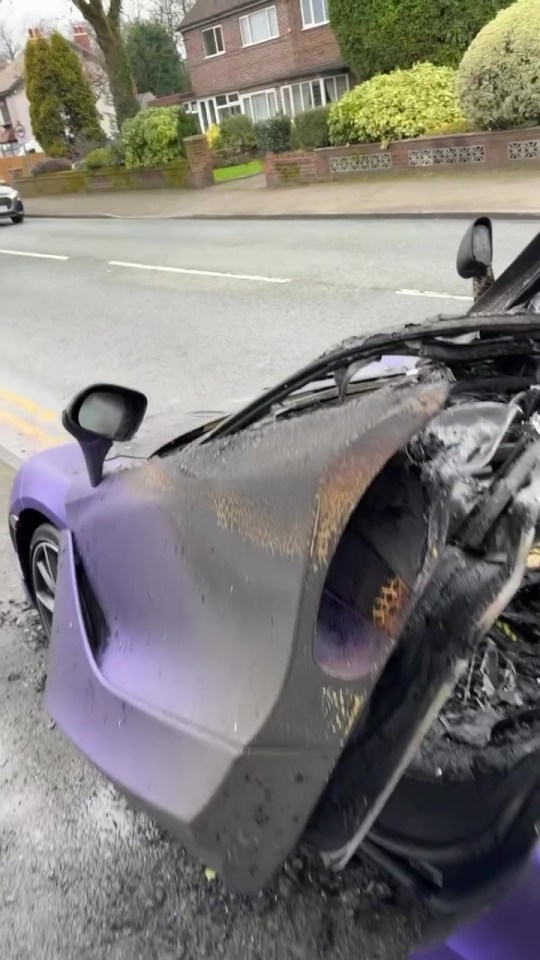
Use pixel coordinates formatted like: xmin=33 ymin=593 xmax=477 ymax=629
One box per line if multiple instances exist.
xmin=15 ymin=508 xmax=58 ymax=597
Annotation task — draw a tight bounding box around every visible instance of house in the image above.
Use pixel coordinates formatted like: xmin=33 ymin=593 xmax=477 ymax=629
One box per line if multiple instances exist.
xmin=0 ymin=24 xmax=117 ymax=156
xmin=178 ymin=0 xmax=353 ymax=131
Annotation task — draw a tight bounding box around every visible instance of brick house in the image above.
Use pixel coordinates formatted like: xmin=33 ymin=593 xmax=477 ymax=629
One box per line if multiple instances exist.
xmin=178 ymin=0 xmax=352 ymax=131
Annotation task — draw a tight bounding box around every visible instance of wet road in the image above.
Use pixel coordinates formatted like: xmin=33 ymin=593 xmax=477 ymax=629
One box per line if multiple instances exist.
xmin=0 ymin=215 xmax=538 ymax=459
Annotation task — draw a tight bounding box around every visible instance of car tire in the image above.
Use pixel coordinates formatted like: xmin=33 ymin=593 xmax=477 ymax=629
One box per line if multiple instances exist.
xmin=29 ymin=523 xmax=60 ymax=639
xmin=11 ymin=214 xmax=24 ymax=224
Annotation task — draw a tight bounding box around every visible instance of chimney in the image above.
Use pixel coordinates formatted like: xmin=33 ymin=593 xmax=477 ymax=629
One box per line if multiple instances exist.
xmin=72 ymin=23 xmax=91 ymax=53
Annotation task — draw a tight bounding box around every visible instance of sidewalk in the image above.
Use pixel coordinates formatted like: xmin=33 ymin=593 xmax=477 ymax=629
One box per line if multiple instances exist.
xmin=23 ymin=167 xmax=540 ymax=220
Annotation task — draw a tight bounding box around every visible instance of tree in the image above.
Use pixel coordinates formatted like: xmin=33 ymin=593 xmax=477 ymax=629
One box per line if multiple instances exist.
xmin=125 ymin=20 xmax=186 ymax=96
xmin=0 ymin=22 xmax=21 ymax=61
xmin=147 ymin=0 xmax=196 ymax=41
xmin=458 ymin=0 xmax=540 ymax=130
xmin=328 ymin=0 xmax=513 ymax=82
xmin=69 ymin=0 xmax=139 ymax=124
xmin=25 ymin=31 xmax=103 ymax=158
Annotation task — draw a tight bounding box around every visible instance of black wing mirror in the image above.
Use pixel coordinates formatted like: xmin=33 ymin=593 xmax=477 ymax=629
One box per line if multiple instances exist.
xmin=62 ymin=383 xmax=148 ymax=487
xmin=457 ymin=217 xmax=495 ymax=298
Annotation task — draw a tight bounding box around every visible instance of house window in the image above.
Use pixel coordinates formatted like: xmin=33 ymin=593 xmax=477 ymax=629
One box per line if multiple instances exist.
xmin=281 ymin=74 xmax=349 ymax=115
xmin=300 ymin=0 xmax=329 ymax=28
xmin=242 ymin=89 xmax=278 ymax=122
xmin=216 ymin=92 xmax=242 ymax=119
xmin=0 ymin=100 xmax=10 ymax=125
xmin=240 ymin=6 xmax=279 ymax=46
xmin=202 ymin=25 xmax=225 ymax=57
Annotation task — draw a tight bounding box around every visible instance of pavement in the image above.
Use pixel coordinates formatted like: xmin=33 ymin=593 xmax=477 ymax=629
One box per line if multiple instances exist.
xmin=21 ymin=167 xmax=540 ymax=220
xmin=0 ymin=214 xmax=538 ymax=959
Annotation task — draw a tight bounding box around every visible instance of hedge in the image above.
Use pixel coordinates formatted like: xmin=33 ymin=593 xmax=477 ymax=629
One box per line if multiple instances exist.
xmin=457 ymin=0 xmax=540 ymax=130
xmin=329 ymin=0 xmax=512 ymax=82
xmin=121 ymin=106 xmax=198 ymax=170
xmin=254 ymin=115 xmax=292 ymax=153
xmin=329 ymin=62 xmax=465 ymax=147
xmin=294 ymin=107 xmax=331 ymax=149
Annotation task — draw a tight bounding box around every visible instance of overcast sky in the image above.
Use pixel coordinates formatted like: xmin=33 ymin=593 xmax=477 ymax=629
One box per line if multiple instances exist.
xmin=1 ymin=0 xmax=149 ymax=40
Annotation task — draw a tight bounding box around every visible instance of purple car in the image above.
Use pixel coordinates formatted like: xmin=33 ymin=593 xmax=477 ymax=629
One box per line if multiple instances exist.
xmin=7 ymin=218 xmax=540 ymax=955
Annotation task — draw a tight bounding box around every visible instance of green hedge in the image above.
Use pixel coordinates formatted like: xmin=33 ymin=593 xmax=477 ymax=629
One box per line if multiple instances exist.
xmin=294 ymin=107 xmax=331 ymax=149
xmin=457 ymin=0 xmax=540 ymax=130
xmin=329 ymin=62 xmax=465 ymax=147
xmin=121 ymin=107 xmax=198 ymax=170
xmin=329 ymin=0 xmax=512 ymax=82
xmin=254 ymin=115 xmax=292 ymax=153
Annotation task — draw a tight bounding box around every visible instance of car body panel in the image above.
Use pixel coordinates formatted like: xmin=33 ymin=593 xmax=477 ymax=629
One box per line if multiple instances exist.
xmin=43 ymin=378 xmax=448 ymax=892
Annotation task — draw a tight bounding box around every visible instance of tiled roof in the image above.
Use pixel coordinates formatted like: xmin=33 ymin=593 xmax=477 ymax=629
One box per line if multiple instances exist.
xmin=180 ymin=0 xmax=262 ymax=31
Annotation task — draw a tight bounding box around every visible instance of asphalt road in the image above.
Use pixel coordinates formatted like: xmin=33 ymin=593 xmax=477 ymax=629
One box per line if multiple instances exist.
xmin=0 ymin=215 xmax=539 ymax=459
xmin=1 ymin=215 xmax=539 ymax=960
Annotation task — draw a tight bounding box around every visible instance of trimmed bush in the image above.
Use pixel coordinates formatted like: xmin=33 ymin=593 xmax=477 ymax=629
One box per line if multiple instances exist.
xmin=329 ymin=0 xmax=513 ymax=82
xmin=254 ymin=115 xmax=292 ymax=153
xmin=218 ymin=114 xmax=257 ymax=154
xmin=31 ymin=157 xmax=72 ymax=176
xmin=457 ymin=0 xmax=540 ymax=130
xmin=121 ymin=106 xmax=198 ymax=169
xmin=329 ymin=62 xmax=465 ymax=147
xmin=83 ymin=147 xmax=115 ymax=170
xmin=206 ymin=123 xmax=222 ymax=151
xmin=294 ymin=107 xmax=331 ymax=149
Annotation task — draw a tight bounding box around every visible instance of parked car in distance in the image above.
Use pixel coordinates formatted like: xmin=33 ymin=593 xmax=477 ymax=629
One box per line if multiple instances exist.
xmin=0 ymin=180 xmax=24 ymax=223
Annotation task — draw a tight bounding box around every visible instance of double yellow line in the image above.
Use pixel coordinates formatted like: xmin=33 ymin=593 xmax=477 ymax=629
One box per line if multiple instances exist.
xmin=0 ymin=387 xmax=65 ymax=449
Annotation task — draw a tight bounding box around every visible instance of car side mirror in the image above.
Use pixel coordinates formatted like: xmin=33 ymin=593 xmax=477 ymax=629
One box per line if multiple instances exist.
xmin=457 ymin=217 xmax=494 ymax=280
xmin=62 ymin=383 xmax=148 ymax=487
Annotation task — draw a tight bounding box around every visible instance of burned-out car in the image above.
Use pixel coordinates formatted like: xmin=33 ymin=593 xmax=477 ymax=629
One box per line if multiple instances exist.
xmin=8 ymin=219 xmax=540 ymax=949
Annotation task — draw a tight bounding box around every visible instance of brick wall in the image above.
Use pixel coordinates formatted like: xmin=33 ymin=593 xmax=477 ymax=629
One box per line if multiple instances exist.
xmin=265 ymin=127 xmax=540 ymax=185
xmin=184 ymin=0 xmax=344 ymax=98
xmin=184 ymin=134 xmax=214 ymax=187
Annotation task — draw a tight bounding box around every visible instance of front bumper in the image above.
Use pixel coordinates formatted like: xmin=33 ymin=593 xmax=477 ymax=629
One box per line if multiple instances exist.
xmin=0 ymin=197 xmax=23 ymax=218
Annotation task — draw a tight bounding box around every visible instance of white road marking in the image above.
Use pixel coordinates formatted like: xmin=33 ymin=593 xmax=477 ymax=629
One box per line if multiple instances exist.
xmin=109 ymin=260 xmax=291 ymax=285
xmin=397 ymin=288 xmax=473 ymax=302
xmin=0 ymin=248 xmax=69 ymax=261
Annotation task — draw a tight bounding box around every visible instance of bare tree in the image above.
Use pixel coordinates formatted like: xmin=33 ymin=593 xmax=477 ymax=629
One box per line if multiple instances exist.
xmin=0 ymin=21 xmax=21 ymax=61
xmin=148 ymin=0 xmax=196 ymax=38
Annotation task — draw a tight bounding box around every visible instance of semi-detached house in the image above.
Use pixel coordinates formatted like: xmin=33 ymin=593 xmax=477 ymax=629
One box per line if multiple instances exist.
xmin=179 ymin=0 xmax=353 ymax=131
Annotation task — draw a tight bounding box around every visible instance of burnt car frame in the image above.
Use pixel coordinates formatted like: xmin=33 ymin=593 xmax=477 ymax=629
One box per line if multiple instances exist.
xmin=8 ymin=218 xmax=540 ymax=944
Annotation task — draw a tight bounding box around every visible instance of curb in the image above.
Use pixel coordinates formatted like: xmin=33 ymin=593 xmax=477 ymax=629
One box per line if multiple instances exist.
xmin=25 ymin=210 xmax=540 ymax=221
xmin=0 ymin=442 xmax=21 ymax=470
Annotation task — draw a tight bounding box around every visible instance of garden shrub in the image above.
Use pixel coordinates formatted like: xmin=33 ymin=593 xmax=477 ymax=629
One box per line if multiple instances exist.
xmin=83 ymin=147 xmax=115 ymax=170
xmin=206 ymin=123 xmax=222 ymax=151
xmin=329 ymin=62 xmax=465 ymax=147
xmin=294 ymin=107 xmax=331 ymax=149
xmin=121 ymin=107 xmax=198 ymax=169
xmin=218 ymin=114 xmax=257 ymax=154
xmin=32 ymin=156 xmax=72 ymax=176
xmin=329 ymin=0 xmax=512 ymax=82
xmin=457 ymin=0 xmax=540 ymax=130
xmin=254 ymin=115 xmax=292 ymax=153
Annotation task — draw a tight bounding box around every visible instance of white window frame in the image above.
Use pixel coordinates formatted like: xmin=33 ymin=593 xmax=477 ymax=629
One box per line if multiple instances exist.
xmin=241 ymin=87 xmax=279 ymax=122
xmin=281 ymin=73 xmax=349 ymax=116
xmin=201 ymin=24 xmax=225 ymax=58
xmin=239 ymin=5 xmax=279 ymax=47
xmin=300 ymin=0 xmax=329 ymax=29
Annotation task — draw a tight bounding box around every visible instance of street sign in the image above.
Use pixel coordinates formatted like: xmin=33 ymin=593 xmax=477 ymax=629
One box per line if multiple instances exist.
xmin=14 ymin=123 xmax=26 ymax=142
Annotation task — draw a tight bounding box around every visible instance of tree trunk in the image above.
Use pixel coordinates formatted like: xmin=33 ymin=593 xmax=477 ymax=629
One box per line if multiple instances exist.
xmin=71 ymin=1 xmax=139 ymax=127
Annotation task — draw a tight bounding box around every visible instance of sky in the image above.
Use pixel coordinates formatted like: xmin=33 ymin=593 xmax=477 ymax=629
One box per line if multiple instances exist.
xmin=1 ymin=0 xmax=150 ymax=41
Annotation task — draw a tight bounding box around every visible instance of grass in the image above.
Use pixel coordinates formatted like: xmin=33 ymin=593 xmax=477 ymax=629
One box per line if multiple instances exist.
xmin=213 ymin=159 xmax=263 ymax=183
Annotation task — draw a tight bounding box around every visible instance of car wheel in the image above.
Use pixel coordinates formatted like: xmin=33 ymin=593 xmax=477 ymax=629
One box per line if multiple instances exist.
xmin=11 ymin=214 xmax=24 ymax=224
xmin=29 ymin=524 xmax=60 ymax=639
